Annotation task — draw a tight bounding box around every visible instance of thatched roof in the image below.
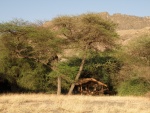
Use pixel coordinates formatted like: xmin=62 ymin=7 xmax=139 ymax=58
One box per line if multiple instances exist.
xmin=75 ymin=78 xmax=107 ymax=87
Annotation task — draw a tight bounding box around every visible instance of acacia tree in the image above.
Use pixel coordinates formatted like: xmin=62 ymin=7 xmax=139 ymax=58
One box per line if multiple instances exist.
xmin=0 ymin=20 xmax=63 ymax=93
xmin=52 ymin=13 xmax=118 ymax=94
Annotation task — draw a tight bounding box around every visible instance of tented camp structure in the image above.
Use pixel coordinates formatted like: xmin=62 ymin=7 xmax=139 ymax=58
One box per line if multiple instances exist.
xmin=74 ymin=78 xmax=108 ymax=95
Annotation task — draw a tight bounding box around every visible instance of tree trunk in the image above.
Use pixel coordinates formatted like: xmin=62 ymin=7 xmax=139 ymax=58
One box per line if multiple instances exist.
xmin=68 ymin=53 xmax=86 ymax=95
xmin=57 ymin=76 xmax=61 ymax=95
xmin=50 ymin=55 xmax=61 ymax=95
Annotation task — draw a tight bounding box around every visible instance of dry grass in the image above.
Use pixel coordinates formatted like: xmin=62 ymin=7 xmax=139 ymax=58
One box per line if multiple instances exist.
xmin=0 ymin=94 xmax=150 ymax=113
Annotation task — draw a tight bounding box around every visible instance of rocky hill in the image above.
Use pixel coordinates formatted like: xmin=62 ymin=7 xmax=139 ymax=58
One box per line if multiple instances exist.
xmin=96 ymin=12 xmax=150 ymax=45
xmin=117 ymin=27 xmax=150 ymax=45
xmin=99 ymin=12 xmax=150 ymax=30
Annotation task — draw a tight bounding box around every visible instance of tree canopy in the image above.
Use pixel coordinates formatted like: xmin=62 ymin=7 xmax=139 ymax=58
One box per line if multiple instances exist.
xmin=0 ymin=20 xmax=63 ymax=92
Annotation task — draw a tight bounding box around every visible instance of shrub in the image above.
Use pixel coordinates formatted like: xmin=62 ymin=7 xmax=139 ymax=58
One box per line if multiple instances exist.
xmin=118 ymin=77 xmax=150 ymax=96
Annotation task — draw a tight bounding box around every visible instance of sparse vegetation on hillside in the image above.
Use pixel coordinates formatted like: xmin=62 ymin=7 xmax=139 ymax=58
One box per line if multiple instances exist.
xmin=115 ymin=34 xmax=150 ymax=96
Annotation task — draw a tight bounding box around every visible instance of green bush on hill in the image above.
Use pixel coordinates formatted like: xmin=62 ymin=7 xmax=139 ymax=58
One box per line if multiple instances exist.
xmin=118 ymin=77 xmax=150 ymax=96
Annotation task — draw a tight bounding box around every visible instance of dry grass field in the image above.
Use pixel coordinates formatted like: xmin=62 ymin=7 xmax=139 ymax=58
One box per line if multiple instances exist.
xmin=0 ymin=94 xmax=150 ymax=113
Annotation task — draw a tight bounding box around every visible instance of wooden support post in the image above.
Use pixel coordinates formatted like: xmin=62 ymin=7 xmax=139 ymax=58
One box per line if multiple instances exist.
xmin=80 ymin=85 xmax=82 ymax=95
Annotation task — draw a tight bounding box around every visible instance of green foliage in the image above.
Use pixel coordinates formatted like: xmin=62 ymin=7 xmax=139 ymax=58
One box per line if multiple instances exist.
xmin=0 ymin=19 xmax=62 ymax=93
xmin=0 ymin=57 xmax=51 ymax=92
xmin=48 ymin=58 xmax=79 ymax=93
xmin=118 ymin=77 xmax=150 ymax=96
xmin=83 ymin=52 xmax=122 ymax=90
xmin=18 ymin=62 xmax=50 ymax=92
xmin=57 ymin=63 xmax=79 ymax=80
xmin=57 ymin=53 xmax=122 ymax=91
xmin=0 ymin=19 xmax=63 ymax=64
xmin=129 ymin=34 xmax=150 ymax=65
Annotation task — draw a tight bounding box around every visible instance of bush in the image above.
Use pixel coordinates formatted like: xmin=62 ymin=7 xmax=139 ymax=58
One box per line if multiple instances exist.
xmin=118 ymin=77 xmax=150 ymax=96
xmin=16 ymin=61 xmax=51 ymax=92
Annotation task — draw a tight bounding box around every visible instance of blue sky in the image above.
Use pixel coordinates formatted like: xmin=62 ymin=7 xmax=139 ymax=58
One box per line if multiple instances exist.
xmin=0 ymin=0 xmax=150 ymax=22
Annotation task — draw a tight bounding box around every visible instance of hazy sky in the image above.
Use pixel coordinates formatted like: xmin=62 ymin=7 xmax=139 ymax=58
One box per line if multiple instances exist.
xmin=0 ymin=0 xmax=150 ymax=22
